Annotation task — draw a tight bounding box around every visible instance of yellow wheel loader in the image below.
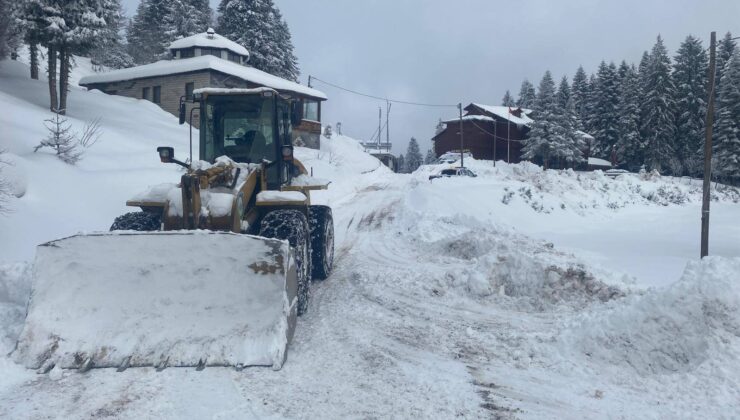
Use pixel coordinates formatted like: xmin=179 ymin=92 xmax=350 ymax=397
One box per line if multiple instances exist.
xmin=12 ymin=88 xmax=334 ymax=372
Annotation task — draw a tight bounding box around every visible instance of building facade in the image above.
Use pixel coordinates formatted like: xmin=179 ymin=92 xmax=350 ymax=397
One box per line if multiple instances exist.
xmin=432 ymin=103 xmax=532 ymax=163
xmin=79 ymin=29 xmax=326 ymax=149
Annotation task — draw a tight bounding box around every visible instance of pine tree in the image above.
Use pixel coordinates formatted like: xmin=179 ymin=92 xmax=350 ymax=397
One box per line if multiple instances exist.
xmin=396 ymin=154 xmax=405 ymax=174
xmin=90 ymin=0 xmax=134 ymax=69
xmin=173 ymin=0 xmax=212 ymax=39
xmin=637 ymin=50 xmax=651 ymax=144
xmin=642 ymin=35 xmax=677 ymax=173
xmin=556 ymin=76 xmax=570 ymax=109
xmin=17 ymin=1 xmax=112 ymax=113
xmin=522 ymin=71 xmax=557 ymax=169
xmin=672 ymin=35 xmax=708 ymax=176
xmin=501 ymin=90 xmax=515 ymax=107
xmin=715 ymin=32 xmax=736 ymax=103
xmin=127 ymin=0 xmax=178 ymax=64
xmin=616 ymin=63 xmax=643 ymax=170
xmin=217 ymin=0 xmax=299 ymax=80
xmin=589 ymin=61 xmax=620 ymax=157
xmin=714 ymin=52 xmax=740 ymax=183
xmin=570 ymin=66 xmax=590 ymax=132
xmin=516 ymin=79 xmax=536 ymax=108
xmin=0 ymin=0 xmax=15 ymax=60
xmin=404 ymin=137 xmax=423 ymax=173
xmin=424 ymin=149 xmax=436 ymax=164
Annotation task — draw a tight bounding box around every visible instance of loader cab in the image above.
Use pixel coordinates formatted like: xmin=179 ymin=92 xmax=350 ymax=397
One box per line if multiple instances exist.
xmin=198 ymin=88 xmax=298 ymax=190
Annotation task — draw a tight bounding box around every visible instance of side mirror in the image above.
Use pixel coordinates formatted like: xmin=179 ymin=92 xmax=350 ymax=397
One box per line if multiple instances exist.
xmin=157 ymin=146 xmax=175 ymax=163
xmin=290 ymin=100 xmax=303 ymax=126
xmin=178 ymin=102 xmax=186 ymax=125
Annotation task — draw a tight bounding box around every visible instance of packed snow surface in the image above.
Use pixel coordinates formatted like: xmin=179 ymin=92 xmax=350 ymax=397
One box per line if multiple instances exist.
xmin=256 ymin=190 xmax=307 ymax=203
xmin=1 ymin=57 xmax=740 ymax=418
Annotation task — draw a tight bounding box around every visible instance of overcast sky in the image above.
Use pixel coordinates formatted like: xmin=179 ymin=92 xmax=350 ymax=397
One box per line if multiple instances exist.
xmin=122 ymin=0 xmax=739 ymax=154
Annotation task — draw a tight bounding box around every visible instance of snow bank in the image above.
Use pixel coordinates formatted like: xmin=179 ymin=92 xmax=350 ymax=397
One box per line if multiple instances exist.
xmin=0 ymin=263 xmax=31 ymax=355
xmin=560 ymin=257 xmax=740 ymax=375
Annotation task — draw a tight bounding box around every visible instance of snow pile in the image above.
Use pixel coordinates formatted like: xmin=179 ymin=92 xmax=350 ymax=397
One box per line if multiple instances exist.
xmin=417 ymin=158 xmax=739 ymax=216
xmin=0 ymin=58 xmax=191 ymax=262
xmin=0 ymin=263 xmax=31 ymax=355
xmin=560 ymin=257 xmax=740 ymax=375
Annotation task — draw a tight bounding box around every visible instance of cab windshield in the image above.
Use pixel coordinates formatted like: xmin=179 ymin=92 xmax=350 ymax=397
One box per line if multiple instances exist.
xmin=202 ymin=95 xmax=275 ymax=163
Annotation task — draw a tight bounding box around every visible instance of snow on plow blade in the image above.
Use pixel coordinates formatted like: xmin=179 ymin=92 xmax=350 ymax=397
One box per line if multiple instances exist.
xmin=13 ymin=232 xmax=297 ymax=371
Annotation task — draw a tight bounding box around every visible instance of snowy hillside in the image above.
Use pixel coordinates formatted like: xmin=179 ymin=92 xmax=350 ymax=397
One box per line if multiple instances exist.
xmin=1 ymin=57 xmax=740 ymax=419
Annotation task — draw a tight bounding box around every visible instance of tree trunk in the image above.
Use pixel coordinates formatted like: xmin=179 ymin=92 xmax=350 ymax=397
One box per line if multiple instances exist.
xmin=30 ymin=43 xmax=39 ymax=80
xmin=58 ymin=46 xmax=69 ymax=115
xmin=48 ymin=46 xmax=58 ymax=112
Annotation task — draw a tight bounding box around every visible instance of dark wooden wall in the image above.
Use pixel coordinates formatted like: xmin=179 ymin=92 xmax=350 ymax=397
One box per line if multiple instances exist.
xmin=433 ymin=119 xmax=527 ymax=163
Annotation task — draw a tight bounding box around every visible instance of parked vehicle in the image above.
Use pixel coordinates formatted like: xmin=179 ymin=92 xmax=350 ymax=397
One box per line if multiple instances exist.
xmin=429 ymin=167 xmax=477 ymax=180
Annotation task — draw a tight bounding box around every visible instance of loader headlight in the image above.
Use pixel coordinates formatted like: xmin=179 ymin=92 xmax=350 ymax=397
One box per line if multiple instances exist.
xmin=281 ymin=145 xmax=294 ymax=161
xmin=157 ymin=146 xmax=174 ymax=163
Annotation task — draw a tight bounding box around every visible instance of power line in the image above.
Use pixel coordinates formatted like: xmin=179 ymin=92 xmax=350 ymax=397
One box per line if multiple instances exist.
xmin=309 ymin=76 xmax=458 ymax=108
xmin=468 ymin=120 xmax=523 ymax=143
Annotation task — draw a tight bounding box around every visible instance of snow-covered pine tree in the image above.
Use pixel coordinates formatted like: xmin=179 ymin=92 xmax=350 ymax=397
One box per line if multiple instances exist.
xmin=516 ymin=79 xmax=536 ymax=108
xmin=715 ymin=32 xmax=736 ymax=104
xmin=0 ymin=0 xmax=13 ymax=60
xmin=642 ymin=35 xmax=677 ymax=173
xmin=501 ymin=90 xmax=515 ymax=107
xmin=714 ymin=51 xmax=740 ymax=184
xmin=271 ymin=6 xmax=299 ymax=81
xmin=522 ymin=71 xmax=557 ymax=169
xmin=672 ymin=35 xmax=708 ymax=176
xmin=434 ymin=118 xmax=445 ymax=135
xmin=571 ymin=66 xmax=590 ymax=131
xmin=616 ymin=63 xmax=643 ymax=170
xmin=556 ymin=76 xmax=570 ymax=109
xmin=404 ymin=137 xmax=423 ymax=173
xmin=127 ymin=0 xmax=178 ymax=64
xmin=396 ymin=154 xmax=405 ymax=174
xmin=424 ymin=149 xmax=436 ymax=164
xmin=554 ymin=88 xmax=585 ymax=168
xmin=588 ymin=61 xmax=620 ymax=157
xmin=90 ymin=0 xmax=135 ymax=70
xmin=217 ymin=0 xmax=299 ymax=80
xmin=173 ymin=0 xmax=212 ymax=39
xmin=637 ymin=50 xmax=651 ymax=143
xmin=18 ymin=0 xmax=111 ymax=113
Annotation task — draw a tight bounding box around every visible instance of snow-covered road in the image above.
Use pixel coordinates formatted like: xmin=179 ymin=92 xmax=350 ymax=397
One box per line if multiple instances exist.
xmin=2 ymin=57 xmax=739 ymax=418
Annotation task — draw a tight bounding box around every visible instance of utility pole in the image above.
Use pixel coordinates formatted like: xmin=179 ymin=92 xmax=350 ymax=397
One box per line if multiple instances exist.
xmin=458 ymin=103 xmax=464 ymax=167
xmin=493 ymin=120 xmax=497 ymax=167
xmin=700 ymin=31 xmax=717 ymax=258
xmin=378 ymin=106 xmax=382 ymax=148
xmin=308 ymin=75 xmax=312 ymax=88
xmin=507 ymin=114 xmax=511 ymax=164
xmin=386 ymin=100 xmax=392 ymax=152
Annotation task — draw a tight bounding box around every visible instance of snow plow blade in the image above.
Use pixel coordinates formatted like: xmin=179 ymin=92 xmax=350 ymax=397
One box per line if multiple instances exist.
xmin=12 ymin=232 xmax=297 ymax=371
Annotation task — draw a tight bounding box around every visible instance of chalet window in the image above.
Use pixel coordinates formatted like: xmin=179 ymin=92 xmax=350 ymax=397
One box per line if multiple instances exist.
xmin=303 ymin=100 xmax=319 ymax=122
xmin=185 ymin=82 xmax=195 ymax=100
xmin=228 ymin=52 xmax=241 ymax=63
xmin=152 ymin=86 xmax=161 ymax=104
xmin=180 ymin=48 xmax=194 ymax=59
xmin=142 ymin=87 xmax=150 ymax=100
xmin=200 ymin=48 xmax=222 ymax=58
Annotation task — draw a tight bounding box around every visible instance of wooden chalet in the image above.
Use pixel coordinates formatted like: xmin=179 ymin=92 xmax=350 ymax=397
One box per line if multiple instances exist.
xmin=432 ymin=103 xmax=533 ymax=163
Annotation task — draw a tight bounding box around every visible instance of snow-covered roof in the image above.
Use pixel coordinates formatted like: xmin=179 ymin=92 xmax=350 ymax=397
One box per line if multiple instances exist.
xmin=79 ymin=55 xmax=327 ymax=100
xmin=588 ymin=157 xmax=612 ymax=167
xmin=168 ymin=29 xmax=250 ymax=58
xmin=470 ymin=103 xmax=534 ymax=126
xmin=441 ymin=115 xmax=494 ymax=124
xmin=576 ymin=130 xmax=595 ymax=140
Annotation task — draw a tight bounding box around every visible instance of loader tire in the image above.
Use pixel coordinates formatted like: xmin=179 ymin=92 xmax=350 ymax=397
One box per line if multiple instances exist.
xmin=259 ymin=210 xmax=312 ymax=316
xmin=309 ymin=205 xmax=334 ymax=280
xmin=110 ymin=211 xmax=161 ymax=231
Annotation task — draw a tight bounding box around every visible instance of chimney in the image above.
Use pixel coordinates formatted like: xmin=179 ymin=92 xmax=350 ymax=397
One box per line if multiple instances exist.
xmin=206 ymin=28 xmax=215 ymax=39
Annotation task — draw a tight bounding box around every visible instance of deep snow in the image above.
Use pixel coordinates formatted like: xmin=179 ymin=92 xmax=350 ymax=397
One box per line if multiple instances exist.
xmin=1 ymin=56 xmax=740 ymax=419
